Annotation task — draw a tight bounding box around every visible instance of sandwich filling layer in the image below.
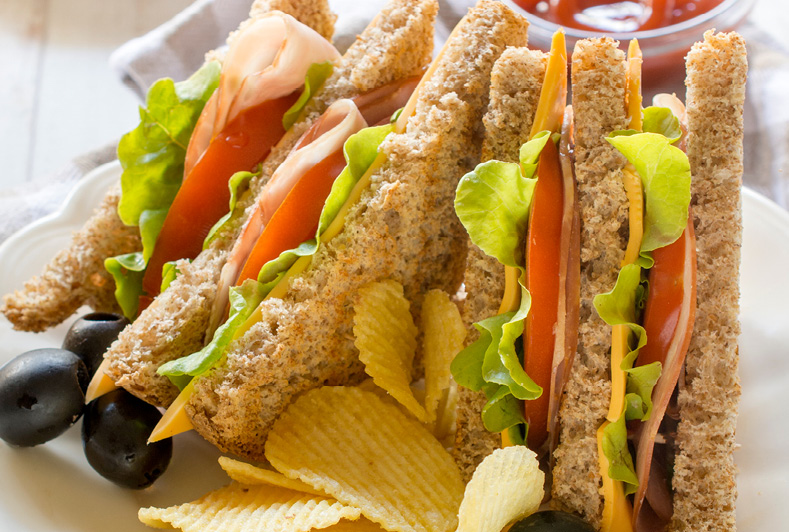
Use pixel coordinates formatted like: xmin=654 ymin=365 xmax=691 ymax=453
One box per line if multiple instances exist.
xmin=451 ymin=30 xmax=577 ymax=457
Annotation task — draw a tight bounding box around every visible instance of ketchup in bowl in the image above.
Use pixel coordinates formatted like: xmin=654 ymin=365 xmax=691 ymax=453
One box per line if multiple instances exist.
xmin=508 ymin=0 xmax=753 ymax=92
xmin=514 ymin=0 xmax=725 ymax=33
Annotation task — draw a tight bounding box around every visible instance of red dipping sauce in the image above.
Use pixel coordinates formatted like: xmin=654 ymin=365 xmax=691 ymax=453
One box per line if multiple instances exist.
xmin=514 ymin=0 xmax=725 ymax=33
xmin=508 ymin=0 xmax=753 ymax=94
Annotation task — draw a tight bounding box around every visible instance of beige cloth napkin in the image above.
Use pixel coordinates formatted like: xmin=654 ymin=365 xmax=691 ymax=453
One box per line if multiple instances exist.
xmin=1 ymin=1 xmax=785 ymax=245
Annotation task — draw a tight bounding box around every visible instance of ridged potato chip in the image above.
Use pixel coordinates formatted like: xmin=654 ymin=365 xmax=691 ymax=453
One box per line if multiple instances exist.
xmin=421 ymin=289 xmax=466 ymax=427
xmin=265 ymin=386 xmax=465 ymax=532
xmin=138 ymin=482 xmax=361 ymax=532
xmin=353 ymin=280 xmax=427 ymax=421
xmin=456 ymin=447 xmax=544 ymax=532
xmin=218 ymin=456 xmax=326 ymax=497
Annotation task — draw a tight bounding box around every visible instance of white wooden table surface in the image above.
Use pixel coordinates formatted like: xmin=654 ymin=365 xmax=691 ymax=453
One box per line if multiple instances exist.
xmin=0 ymin=0 xmax=787 ymax=193
xmin=0 ymin=0 xmax=193 ymax=192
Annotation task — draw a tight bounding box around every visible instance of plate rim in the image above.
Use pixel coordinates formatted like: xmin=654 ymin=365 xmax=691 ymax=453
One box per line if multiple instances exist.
xmin=0 ymin=159 xmax=122 ymax=266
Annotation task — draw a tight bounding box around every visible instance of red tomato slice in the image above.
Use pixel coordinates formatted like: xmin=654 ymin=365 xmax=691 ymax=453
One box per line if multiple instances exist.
xmin=142 ymin=92 xmax=299 ymax=297
xmin=235 ymin=148 xmax=348 ymax=284
xmin=638 ymin=215 xmax=696 ymax=368
xmin=523 ymin=139 xmax=564 ymax=451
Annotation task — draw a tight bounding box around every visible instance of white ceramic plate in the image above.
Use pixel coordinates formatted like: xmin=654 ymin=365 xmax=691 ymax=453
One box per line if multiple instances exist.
xmin=1 ymin=161 xmax=788 ymax=530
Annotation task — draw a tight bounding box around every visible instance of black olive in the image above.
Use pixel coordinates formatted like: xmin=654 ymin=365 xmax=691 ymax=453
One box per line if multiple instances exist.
xmin=0 ymin=348 xmax=89 ymax=447
xmin=510 ymin=511 xmax=595 ymax=532
xmin=63 ymin=312 xmax=129 ymax=376
xmin=82 ymin=389 xmax=172 ymax=489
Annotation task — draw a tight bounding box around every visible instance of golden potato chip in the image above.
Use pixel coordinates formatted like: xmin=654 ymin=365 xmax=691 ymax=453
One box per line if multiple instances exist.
xmin=353 ymin=280 xmax=427 ymax=422
xmin=265 ymin=386 xmax=465 ymax=532
xmin=421 ymin=289 xmax=466 ymax=427
xmin=218 ymin=456 xmax=326 ymax=497
xmin=456 ymin=447 xmax=544 ymax=532
xmin=138 ymin=482 xmax=361 ymax=532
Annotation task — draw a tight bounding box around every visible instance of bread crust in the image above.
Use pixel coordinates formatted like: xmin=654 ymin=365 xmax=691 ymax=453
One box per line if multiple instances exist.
xmin=550 ymin=38 xmax=628 ymax=528
xmin=250 ymin=0 xmax=336 ymax=41
xmin=187 ymin=0 xmax=530 ymax=461
xmin=669 ymin=31 xmax=746 ymax=532
xmin=1 ymin=184 xmax=141 ymax=332
xmin=104 ymin=0 xmax=437 ymax=407
xmin=453 ymin=46 xmax=546 ymax=483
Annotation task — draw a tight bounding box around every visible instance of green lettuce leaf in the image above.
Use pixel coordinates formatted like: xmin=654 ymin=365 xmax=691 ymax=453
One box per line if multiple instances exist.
xmin=507 ymin=424 xmax=528 ymax=446
xmin=482 ymin=286 xmax=540 ymax=400
xmin=642 ymin=106 xmax=682 ymax=143
xmin=519 ymin=131 xmax=553 ymax=180
xmin=594 ymin=264 xmax=645 ymax=331
xmin=453 ymin=308 xmax=539 ymax=436
xmin=602 ymin=412 xmax=639 ymax=495
xmin=158 ymin=279 xmax=265 ymax=384
xmin=607 ymin=132 xmax=691 ymax=254
xmin=139 ymin=209 xmax=168 ymax=262
xmin=454 ymin=131 xmax=549 ymax=268
xmin=104 ymin=252 xmax=146 ymax=320
xmin=625 ymin=361 xmax=662 ymax=421
xmin=594 ymin=264 xmax=662 ymax=421
xmin=282 ymin=61 xmax=334 ymax=130
xmin=109 ymin=61 xmax=220 ymax=319
xmin=203 ymin=169 xmax=257 ymax=249
xmin=160 ymin=261 xmax=184 ymax=293
xmin=257 ymin=122 xmax=394 ymax=284
xmin=481 ymin=383 xmax=527 ymax=433
xmin=118 ymin=61 xmax=220 ymax=227
xmin=451 ymin=327 xmax=490 ymax=392
xmin=593 ymin=265 xmax=654 ymax=392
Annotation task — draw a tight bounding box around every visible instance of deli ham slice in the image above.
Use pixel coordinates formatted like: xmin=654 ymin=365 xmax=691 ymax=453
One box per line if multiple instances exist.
xmin=258 ymin=99 xmax=366 ymax=222
xmin=632 ymin=213 xmax=697 ymax=531
xmin=186 ymin=12 xmax=341 ymax=175
xmin=206 ymin=99 xmax=367 ymax=337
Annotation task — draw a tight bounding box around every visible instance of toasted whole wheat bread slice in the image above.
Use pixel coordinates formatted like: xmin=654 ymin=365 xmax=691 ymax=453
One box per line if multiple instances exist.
xmin=670 ymin=31 xmax=746 ymax=532
xmin=0 ymin=0 xmax=335 ymax=334
xmin=452 ymin=46 xmax=546 ymax=483
xmin=1 ymin=184 xmax=141 ymax=332
xmin=186 ymin=0 xmax=530 ymax=461
xmin=103 ymin=0 xmax=438 ymax=407
xmin=550 ymin=37 xmax=628 ymax=528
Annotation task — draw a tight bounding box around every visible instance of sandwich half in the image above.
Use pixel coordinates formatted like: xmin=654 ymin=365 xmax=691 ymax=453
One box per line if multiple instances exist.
xmin=449 ymin=29 xmax=745 ymax=532
xmin=452 ymin=29 xmax=580 ymax=483
xmin=97 ymin=0 xmax=439 ymax=408
xmin=147 ymin=0 xmax=532 ymax=460
xmin=0 ymin=0 xmax=337 ymax=333
xmin=549 ymin=32 xmax=746 ymax=532
xmin=453 ymin=46 xmax=546 ymax=480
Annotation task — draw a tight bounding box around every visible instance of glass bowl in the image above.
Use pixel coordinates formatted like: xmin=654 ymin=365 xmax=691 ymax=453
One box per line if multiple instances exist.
xmin=502 ymin=0 xmax=755 ymax=86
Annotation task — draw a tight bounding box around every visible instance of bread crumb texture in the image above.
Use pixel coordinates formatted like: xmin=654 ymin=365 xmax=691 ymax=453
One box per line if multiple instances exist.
xmin=189 ymin=0 xmax=529 ymax=461
xmin=551 ymin=37 xmax=628 ymax=529
xmin=453 ymin=46 xmax=545 ymax=483
xmin=1 ymin=184 xmax=140 ymax=332
xmin=251 ymin=0 xmax=337 ymax=41
xmin=670 ymin=31 xmax=746 ymax=532
xmin=104 ymin=0 xmax=436 ymax=407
